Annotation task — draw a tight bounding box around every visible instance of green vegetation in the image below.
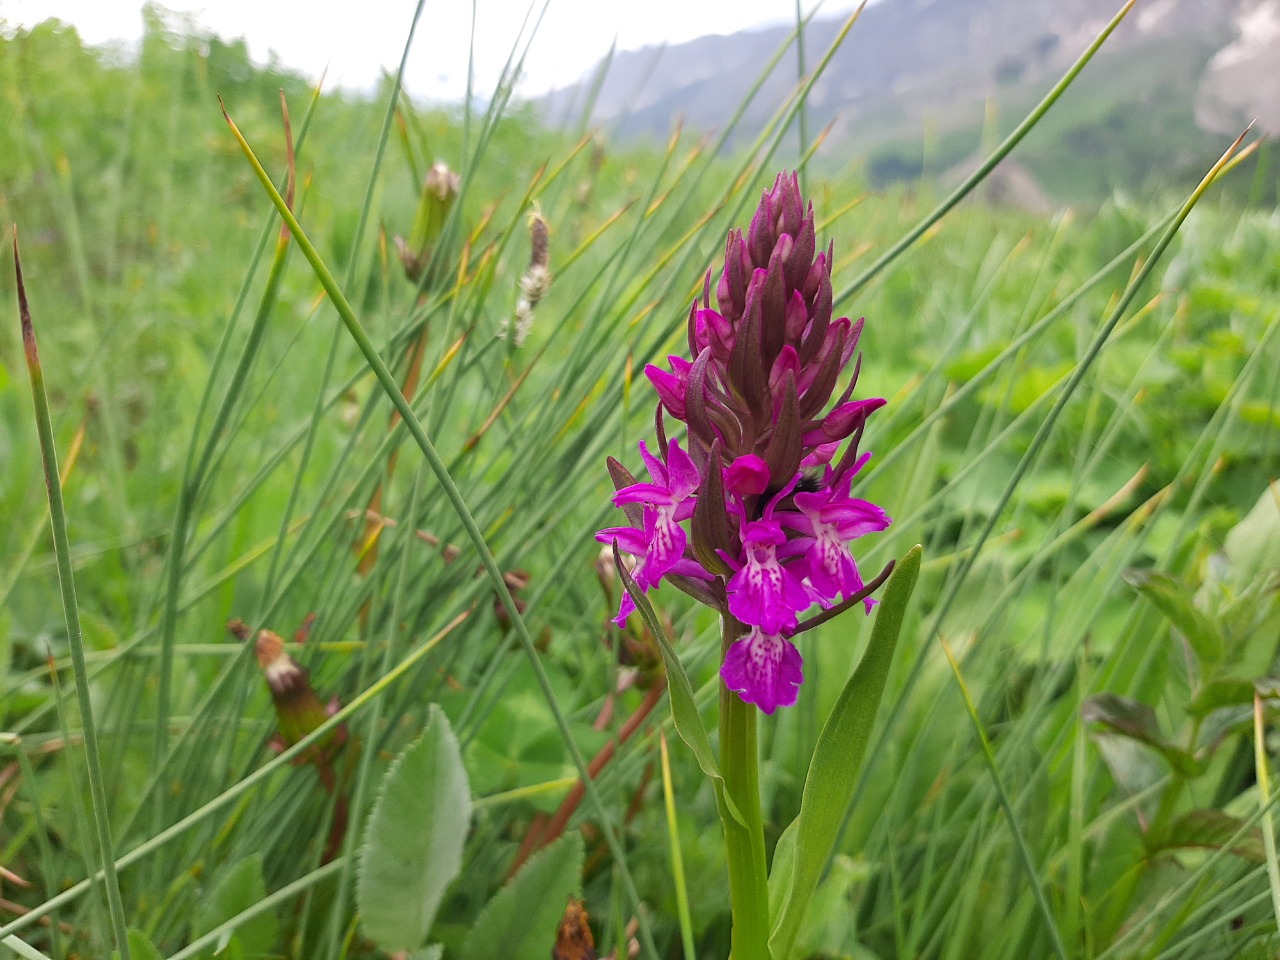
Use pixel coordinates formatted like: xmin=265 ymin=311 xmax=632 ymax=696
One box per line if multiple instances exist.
xmin=1 ymin=8 xmax=1278 ymax=960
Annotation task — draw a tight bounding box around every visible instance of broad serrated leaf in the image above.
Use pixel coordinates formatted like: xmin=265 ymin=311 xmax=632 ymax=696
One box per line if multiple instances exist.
xmin=1082 ymin=693 xmax=1201 ymax=777
xmin=460 ymin=833 xmax=584 ymax=960
xmin=358 ymin=704 xmax=472 ymax=953
xmin=770 ymin=545 xmax=921 ymax=960
xmin=1148 ymin=809 xmax=1266 ymax=862
xmin=193 ymin=853 xmax=277 ymax=959
xmin=1124 ymin=568 xmax=1224 ymax=665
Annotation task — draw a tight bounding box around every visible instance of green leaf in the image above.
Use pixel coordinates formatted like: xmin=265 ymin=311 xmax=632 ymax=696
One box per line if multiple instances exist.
xmin=1124 ymin=568 xmax=1224 ymax=665
xmin=770 ymin=545 xmax=921 ymax=960
xmin=943 ymin=343 xmax=1003 ymax=381
xmin=1148 ymin=809 xmax=1266 ymax=862
xmin=1187 ymin=678 xmax=1256 ymax=717
xmin=460 ymin=833 xmax=584 ymax=960
xmin=611 ymin=543 xmax=745 ymax=827
xmin=1082 ymin=693 xmax=1201 ymax=777
xmin=122 ymin=930 xmax=163 ymax=960
xmin=358 ymin=704 xmax=472 ymax=953
xmin=193 ymin=853 xmax=278 ymax=958
xmin=766 ymin=819 xmax=797 ymax=919
xmin=1256 ymin=677 xmax=1280 ymax=699
xmin=1221 ymin=485 xmax=1280 ymax=590
xmin=793 ymin=855 xmax=877 ymax=959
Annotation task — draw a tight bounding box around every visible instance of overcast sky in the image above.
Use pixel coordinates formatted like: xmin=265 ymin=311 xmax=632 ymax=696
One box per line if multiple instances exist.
xmin=1 ymin=0 xmax=864 ymax=99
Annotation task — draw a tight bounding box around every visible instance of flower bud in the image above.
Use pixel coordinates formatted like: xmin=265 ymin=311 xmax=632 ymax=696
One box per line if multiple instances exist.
xmin=395 ymin=161 xmax=461 ymax=284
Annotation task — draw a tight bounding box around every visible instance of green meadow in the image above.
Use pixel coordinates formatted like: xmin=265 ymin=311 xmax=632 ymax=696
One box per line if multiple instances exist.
xmin=2 ymin=7 xmax=1279 ymax=960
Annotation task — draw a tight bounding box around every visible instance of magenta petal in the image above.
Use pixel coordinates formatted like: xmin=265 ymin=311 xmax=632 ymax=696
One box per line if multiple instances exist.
xmin=612 ymin=481 xmax=678 ymax=507
xmin=769 ymin=345 xmax=800 ymax=398
xmin=724 ymin=455 xmax=770 ymax=496
xmin=595 ymin=525 xmax=647 ymax=555
xmin=801 ymin=442 xmax=841 ymax=468
xmin=612 ymin=589 xmax=638 ymax=627
xmin=721 ymin=628 xmax=804 ymax=714
xmin=637 ymin=440 xmax=668 ymax=488
xmin=664 ymin=439 xmax=701 ymax=499
xmin=645 ymin=362 xmax=688 ymax=419
xmin=784 ymin=289 xmax=809 ymax=340
xmin=822 ymin=500 xmax=892 ymax=539
xmin=727 ymin=516 xmax=811 ymax=632
xmin=667 ymin=556 xmax=717 ymax=581
xmin=726 ymin=555 xmax=810 ymax=633
xmin=803 ymin=398 xmax=885 ymax=446
xmin=804 ymin=539 xmax=857 ymax=603
xmin=639 ymin=506 xmax=688 ymax=584
xmin=700 ymin=307 xmax=736 ymax=360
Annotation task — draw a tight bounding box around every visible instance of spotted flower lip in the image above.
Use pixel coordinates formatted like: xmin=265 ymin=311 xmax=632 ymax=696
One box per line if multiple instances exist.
xmin=722 ymin=513 xmax=812 ymax=635
xmin=721 ymin=625 xmax=804 ymax=715
xmin=599 ymin=171 xmax=892 ymax=713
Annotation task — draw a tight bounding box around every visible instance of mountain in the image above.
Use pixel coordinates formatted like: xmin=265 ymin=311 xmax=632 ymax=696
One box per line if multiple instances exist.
xmin=538 ymin=0 xmax=1278 ymax=202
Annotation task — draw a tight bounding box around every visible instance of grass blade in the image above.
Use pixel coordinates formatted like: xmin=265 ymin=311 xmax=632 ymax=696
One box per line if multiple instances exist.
xmin=1254 ymin=694 xmax=1280 ymax=934
xmin=219 ymin=101 xmax=661 ymax=960
xmin=12 ymin=229 xmax=132 ymax=959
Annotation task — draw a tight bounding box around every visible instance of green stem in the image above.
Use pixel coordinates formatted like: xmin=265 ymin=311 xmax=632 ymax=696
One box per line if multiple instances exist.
xmin=13 ymin=234 xmax=132 ymax=959
xmin=720 ymin=616 xmax=771 ymax=960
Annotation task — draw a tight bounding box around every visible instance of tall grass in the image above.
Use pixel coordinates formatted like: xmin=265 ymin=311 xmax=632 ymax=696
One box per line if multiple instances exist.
xmin=2 ymin=6 xmax=1278 ymax=960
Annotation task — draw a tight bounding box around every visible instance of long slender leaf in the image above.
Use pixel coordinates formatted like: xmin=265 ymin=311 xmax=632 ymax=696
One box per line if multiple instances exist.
xmin=770 ymin=545 xmax=921 ymax=960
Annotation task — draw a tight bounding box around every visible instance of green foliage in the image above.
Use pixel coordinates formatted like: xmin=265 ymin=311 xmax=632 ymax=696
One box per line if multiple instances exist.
xmin=358 ymin=705 xmax=472 ymax=953
xmin=192 ymin=854 xmax=279 ymax=959
xmin=459 ymin=834 xmax=584 ymax=960
xmin=1125 ymin=567 xmax=1224 ymax=665
xmin=1 ymin=8 xmax=1279 ymax=960
xmin=1148 ymin=809 xmax=1267 ymax=863
xmin=126 ymin=929 xmax=164 ymax=960
xmin=1082 ymin=692 xmax=1202 ymax=777
xmin=771 ymin=546 xmax=922 ymax=960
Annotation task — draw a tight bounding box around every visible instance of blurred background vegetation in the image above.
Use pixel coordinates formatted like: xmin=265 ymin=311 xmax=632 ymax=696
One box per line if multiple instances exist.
xmin=1 ymin=5 xmax=1279 ymax=960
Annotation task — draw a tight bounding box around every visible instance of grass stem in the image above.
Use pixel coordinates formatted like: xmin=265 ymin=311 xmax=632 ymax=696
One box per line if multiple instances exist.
xmin=13 ymin=230 xmax=132 ymax=960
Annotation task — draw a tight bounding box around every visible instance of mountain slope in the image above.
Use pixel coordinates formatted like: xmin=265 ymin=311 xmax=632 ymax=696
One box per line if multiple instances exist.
xmin=539 ymin=0 xmax=1272 ymax=202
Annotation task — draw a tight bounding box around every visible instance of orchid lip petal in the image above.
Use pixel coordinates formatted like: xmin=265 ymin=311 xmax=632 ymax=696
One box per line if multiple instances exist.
xmin=721 ymin=627 xmax=804 ymax=714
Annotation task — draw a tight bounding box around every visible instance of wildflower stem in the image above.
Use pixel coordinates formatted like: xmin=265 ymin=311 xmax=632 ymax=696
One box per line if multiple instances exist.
xmin=720 ymin=615 xmax=771 ymax=960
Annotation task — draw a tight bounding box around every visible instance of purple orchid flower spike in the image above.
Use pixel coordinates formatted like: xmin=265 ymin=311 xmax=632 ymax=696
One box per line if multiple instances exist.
xmin=598 ymin=171 xmax=892 ymax=713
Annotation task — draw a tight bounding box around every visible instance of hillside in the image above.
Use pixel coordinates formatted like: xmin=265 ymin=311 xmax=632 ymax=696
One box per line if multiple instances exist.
xmin=540 ymin=0 xmax=1278 ymax=203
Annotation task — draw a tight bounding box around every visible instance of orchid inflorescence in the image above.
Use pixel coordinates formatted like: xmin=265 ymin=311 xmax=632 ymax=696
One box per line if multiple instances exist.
xmin=598 ymin=172 xmax=892 ymax=715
